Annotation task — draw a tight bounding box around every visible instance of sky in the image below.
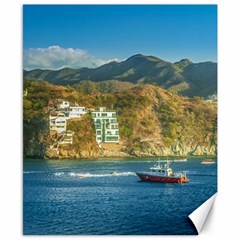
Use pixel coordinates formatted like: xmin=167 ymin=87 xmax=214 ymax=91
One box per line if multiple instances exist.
xmin=23 ymin=5 xmax=217 ymax=70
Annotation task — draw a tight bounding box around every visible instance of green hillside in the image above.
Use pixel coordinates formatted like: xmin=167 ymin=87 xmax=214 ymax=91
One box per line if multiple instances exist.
xmin=23 ymin=79 xmax=217 ymax=159
xmin=23 ymin=54 xmax=217 ymax=98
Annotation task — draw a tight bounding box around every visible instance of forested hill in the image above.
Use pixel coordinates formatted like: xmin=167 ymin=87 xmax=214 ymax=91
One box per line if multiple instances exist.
xmin=23 ymin=79 xmax=217 ymax=159
xmin=24 ymin=54 xmax=217 ymax=99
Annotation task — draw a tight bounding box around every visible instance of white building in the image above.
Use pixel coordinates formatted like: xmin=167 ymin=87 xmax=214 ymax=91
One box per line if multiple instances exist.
xmin=206 ymin=94 xmax=217 ymax=103
xmin=91 ymin=107 xmax=119 ymax=143
xmin=49 ymin=112 xmax=67 ymax=133
xmin=59 ymin=100 xmax=70 ymax=110
xmin=59 ymin=130 xmax=74 ymax=145
xmin=69 ymin=106 xmax=87 ymax=119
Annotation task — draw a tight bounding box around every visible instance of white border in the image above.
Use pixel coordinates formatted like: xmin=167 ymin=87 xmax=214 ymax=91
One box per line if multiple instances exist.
xmin=1 ymin=0 xmax=240 ymax=240
xmin=189 ymin=193 xmax=217 ymax=234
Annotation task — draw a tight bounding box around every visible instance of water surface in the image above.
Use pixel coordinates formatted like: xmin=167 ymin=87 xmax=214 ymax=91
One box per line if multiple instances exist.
xmin=23 ymin=158 xmax=217 ymax=235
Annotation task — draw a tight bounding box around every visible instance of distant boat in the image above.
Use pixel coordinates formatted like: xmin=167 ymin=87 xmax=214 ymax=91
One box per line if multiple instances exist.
xmin=201 ymin=159 xmax=215 ymax=164
xmin=136 ymin=161 xmax=189 ymax=183
xmin=173 ymin=159 xmax=187 ymax=162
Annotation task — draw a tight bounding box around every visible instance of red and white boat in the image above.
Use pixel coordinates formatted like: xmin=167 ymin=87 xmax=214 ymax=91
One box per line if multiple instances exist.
xmin=136 ymin=161 xmax=189 ymax=183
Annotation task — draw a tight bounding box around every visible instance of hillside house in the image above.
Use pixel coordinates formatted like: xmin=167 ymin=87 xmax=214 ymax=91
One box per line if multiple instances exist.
xmin=49 ymin=112 xmax=67 ymax=133
xmin=91 ymin=107 xmax=119 ymax=143
xmin=58 ymin=130 xmax=74 ymax=145
xmin=49 ymin=100 xmax=89 ymax=145
xmin=69 ymin=106 xmax=87 ymax=119
xmin=206 ymin=94 xmax=217 ymax=103
xmin=23 ymin=89 xmax=28 ymax=97
xmin=58 ymin=100 xmax=70 ymax=110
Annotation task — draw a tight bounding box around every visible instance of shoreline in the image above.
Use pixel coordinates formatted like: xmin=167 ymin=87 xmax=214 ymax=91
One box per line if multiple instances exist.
xmin=23 ymin=155 xmax=217 ymax=161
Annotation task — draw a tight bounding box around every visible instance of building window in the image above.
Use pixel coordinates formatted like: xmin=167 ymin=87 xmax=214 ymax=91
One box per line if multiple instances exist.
xmin=101 ymin=113 xmax=107 ymax=117
xmin=96 ymin=131 xmax=101 ymax=135
xmin=106 ymin=136 xmax=119 ymax=141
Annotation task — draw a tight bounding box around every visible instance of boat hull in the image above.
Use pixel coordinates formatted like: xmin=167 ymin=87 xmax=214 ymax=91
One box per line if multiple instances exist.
xmin=136 ymin=173 xmax=189 ymax=183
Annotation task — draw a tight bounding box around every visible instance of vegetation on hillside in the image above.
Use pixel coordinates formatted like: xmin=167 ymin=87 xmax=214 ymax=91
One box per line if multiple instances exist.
xmin=74 ymin=80 xmax=136 ymax=94
xmin=23 ymin=54 xmax=217 ymax=98
xmin=23 ymin=79 xmax=217 ymax=158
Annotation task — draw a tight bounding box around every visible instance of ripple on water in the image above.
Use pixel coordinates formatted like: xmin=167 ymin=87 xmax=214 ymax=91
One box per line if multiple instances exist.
xmin=23 ymin=159 xmax=216 ymax=235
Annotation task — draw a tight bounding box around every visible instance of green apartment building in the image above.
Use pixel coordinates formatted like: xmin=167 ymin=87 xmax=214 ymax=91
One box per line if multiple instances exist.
xmin=91 ymin=107 xmax=119 ymax=143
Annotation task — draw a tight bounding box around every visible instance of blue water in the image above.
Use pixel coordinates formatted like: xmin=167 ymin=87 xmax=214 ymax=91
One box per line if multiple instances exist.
xmin=23 ymin=158 xmax=217 ymax=235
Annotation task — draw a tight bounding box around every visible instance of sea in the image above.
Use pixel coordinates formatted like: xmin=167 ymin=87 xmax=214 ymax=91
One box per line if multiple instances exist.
xmin=23 ymin=158 xmax=217 ymax=235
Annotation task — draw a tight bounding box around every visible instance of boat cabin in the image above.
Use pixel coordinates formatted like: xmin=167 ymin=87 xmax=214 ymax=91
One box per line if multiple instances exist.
xmin=136 ymin=160 xmax=189 ymax=183
xmin=150 ymin=162 xmax=173 ymax=176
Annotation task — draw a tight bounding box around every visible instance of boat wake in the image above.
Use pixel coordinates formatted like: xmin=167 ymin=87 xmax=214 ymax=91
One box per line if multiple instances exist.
xmin=54 ymin=171 xmax=135 ymax=178
xmin=24 ymin=171 xmax=46 ymax=174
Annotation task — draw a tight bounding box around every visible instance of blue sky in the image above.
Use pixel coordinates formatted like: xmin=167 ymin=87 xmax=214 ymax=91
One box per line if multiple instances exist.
xmin=23 ymin=5 xmax=217 ymax=70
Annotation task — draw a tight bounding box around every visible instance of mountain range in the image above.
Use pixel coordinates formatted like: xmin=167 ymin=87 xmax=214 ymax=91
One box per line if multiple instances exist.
xmin=23 ymin=54 xmax=217 ymax=98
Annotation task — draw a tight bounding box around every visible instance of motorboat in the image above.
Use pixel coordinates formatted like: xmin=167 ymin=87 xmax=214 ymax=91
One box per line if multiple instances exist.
xmin=136 ymin=161 xmax=189 ymax=183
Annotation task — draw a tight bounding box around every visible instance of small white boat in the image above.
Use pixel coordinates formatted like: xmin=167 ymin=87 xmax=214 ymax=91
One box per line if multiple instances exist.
xmin=201 ymin=159 xmax=215 ymax=164
xmin=173 ymin=159 xmax=187 ymax=162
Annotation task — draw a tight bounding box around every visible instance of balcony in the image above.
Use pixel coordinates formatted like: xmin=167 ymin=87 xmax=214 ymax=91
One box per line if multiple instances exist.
xmin=94 ymin=116 xmax=117 ymax=120
xmin=105 ymin=132 xmax=119 ymax=136
xmin=110 ymin=120 xmax=118 ymax=123
xmin=105 ymin=136 xmax=119 ymax=141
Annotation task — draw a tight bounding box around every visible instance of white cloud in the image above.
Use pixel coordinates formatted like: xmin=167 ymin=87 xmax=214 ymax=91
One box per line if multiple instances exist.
xmin=23 ymin=46 xmax=116 ymax=70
